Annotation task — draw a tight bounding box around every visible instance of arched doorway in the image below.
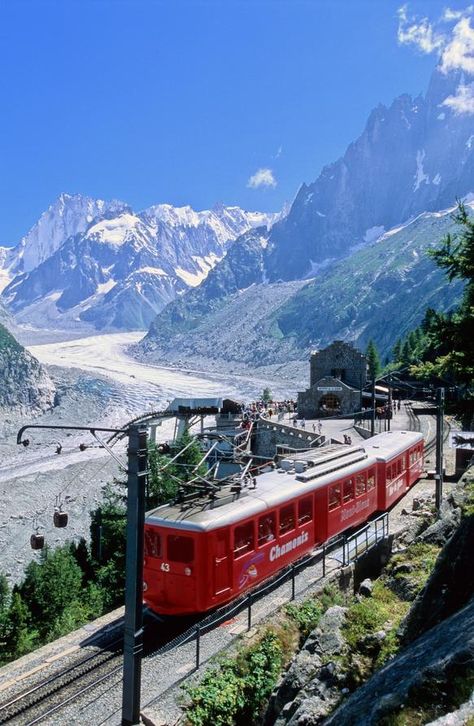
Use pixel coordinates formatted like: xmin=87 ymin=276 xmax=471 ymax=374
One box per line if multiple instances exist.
xmin=319 ymin=394 xmax=341 ymax=413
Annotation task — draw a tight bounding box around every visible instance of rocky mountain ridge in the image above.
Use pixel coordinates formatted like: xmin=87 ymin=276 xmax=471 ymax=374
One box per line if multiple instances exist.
xmin=0 ymin=194 xmax=279 ymax=331
xmin=0 ymin=324 xmax=55 ymax=412
xmin=137 ymin=201 xmax=467 ymax=367
xmin=265 ymin=67 xmax=474 ymax=281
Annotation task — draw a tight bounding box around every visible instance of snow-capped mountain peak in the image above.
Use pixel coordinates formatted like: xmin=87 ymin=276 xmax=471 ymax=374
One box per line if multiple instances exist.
xmin=1 ymin=195 xmax=283 ymax=332
xmin=18 ymin=193 xmax=128 ymax=273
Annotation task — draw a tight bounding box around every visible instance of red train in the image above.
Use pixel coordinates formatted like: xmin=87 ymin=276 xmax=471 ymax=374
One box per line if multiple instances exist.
xmin=143 ymin=430 xmax=424 ymax=615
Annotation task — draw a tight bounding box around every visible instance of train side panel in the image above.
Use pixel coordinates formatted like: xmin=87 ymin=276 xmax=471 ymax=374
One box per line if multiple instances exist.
xmin=316 ymin=465 xmax=378 ymax=541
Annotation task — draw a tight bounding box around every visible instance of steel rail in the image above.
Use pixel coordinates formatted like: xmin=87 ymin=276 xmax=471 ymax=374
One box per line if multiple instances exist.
xmin=0 ymin=639 xmax=123 ymax=724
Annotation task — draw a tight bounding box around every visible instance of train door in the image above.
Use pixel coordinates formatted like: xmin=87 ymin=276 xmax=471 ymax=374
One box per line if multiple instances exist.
xmin=212 ymin=530 xmax=231 ymax=596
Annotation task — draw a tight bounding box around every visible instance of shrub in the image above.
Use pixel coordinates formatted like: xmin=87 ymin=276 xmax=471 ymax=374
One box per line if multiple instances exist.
xmin=185 ymin=630 xmax=283 ymax=726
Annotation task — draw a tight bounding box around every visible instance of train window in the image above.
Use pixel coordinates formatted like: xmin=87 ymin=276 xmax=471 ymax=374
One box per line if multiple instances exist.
xmin=355 ymin=474 xmax=366 ymax=497
xmin=343 ymin=478 xmax=354 ymax=503
xmin=367 ymin=471 xmax=375 ymax=491
xmin=298 ymin=498 xmax=313 ymax=526
xmin=144 ymin=530 xmax=162 ymax=558
xmin=279 ymin=504 xmax=295 ymax=535
xmin=386 ymin=465 xmax=392 ymax=484
xmin=328 ymin=483 xmax=341 ymax=511
xmin=234 ymin=522 xmax=254 ymax=558
xmin=258 ymin=512 xmax=276 ymax=545
xmin=167 ymin=535 xmax=194 ymax=563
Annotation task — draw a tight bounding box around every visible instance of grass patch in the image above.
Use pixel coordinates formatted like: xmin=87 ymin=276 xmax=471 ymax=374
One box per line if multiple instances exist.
xmin=461 ymin=478 xmax=474 ymax=517
xmin=285 ymin=583 xmax=344 ymax=644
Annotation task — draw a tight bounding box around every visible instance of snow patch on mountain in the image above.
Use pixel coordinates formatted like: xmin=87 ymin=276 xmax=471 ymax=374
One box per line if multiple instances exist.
xmin=413 ymin=149 xmax=430 ymax=191
xmin=85 ymin=214 xmax=145 ymax=246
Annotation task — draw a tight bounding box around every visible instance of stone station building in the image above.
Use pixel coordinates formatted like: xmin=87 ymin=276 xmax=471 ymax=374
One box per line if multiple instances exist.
xmin=298 ymin=341 xmax=367 ymax=418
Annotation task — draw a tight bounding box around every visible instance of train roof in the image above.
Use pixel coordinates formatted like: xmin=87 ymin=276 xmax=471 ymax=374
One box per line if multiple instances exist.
xmin=145 ymin=430 xmax=424 ymax=533
xmin=146 ymin=452 xmax=375 ymax=533
xmin=363 ymin=430 xmax=423 ymax=459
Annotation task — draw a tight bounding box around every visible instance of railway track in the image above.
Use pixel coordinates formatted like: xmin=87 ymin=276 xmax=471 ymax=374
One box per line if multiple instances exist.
xmin=0 ymin=641 xmax=123 ymax=725
xmin=406 ymin=400 xmax=451 ymax=456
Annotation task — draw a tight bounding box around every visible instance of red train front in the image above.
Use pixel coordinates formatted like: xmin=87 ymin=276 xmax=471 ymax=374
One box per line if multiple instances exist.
xmin=143 ymin=430 xmax=424 ymax=615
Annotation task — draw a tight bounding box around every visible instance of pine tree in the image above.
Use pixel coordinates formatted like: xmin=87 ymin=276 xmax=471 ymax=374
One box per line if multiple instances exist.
xmin=366 ymin=340 xmax=381 ymax=378
xmin=413 ymin=201 xmax=474 ymax=383
xmin=392 ymin=338 xmax=402 ymax=363
xmin=262 ymin=387 xmax=272 ymax=403
xmin=18 ymin=546 xmax=83 ymax=638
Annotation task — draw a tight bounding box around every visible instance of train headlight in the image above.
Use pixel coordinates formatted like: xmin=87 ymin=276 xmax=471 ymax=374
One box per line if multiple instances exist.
xmin=184 ymin=567 xmax=192 ymax=576
xmin=143 ymin=581 xmax=148 ymax=591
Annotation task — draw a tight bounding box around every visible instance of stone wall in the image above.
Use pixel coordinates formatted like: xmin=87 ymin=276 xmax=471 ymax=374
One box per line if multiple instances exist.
xmin=253 ymin=420 xmax=324 ymax=459
xmin=310 ymin=340 xmax=367 ymax=390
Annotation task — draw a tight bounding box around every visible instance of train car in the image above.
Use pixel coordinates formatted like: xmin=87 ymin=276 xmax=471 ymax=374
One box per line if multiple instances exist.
xmin=143 ymin=431 xmax=424 ymax=616
xmin=364 ymin=430 xmax=424 ymax=511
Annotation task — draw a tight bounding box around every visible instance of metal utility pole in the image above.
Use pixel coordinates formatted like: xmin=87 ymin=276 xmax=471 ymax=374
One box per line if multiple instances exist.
xmin=435 ymin=387 xmax=445 ymax=515
xmin=16 ymin=422 xmax=149 ymax=726
xmin=371 ymin=374 xmax=376 ymax=436
xmin=122 ymin=424 xmax=148 ymax=726
xmin=387 ymin=373 xmax=392 ymax=432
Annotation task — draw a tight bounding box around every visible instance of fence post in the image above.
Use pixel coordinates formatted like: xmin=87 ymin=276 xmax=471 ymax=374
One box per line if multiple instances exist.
xmin=291 ymin=564 xmax=296 ymax=601
xmin=323 ymin=543 xmax=326 ymax=578
xmin=247 ymin=594 xmax=252 ymax=631
xmin=196 ymin=625 xmax=201 ymax=668
xmin=365 ymin=527 xmax=369 ymax=551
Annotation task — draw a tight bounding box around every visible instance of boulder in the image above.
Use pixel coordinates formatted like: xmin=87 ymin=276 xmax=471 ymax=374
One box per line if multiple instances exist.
xmin=358 ymin=578 xmax=373 ymax=597
xmin=322 ymin=597 xmax=474 ymax=726
xmin=266 ymin=606 xmax=347 ymax=725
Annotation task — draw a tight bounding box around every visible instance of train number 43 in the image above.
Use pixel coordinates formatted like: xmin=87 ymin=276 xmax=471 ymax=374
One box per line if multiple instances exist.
xmin=160 ymin=562 xmax=170 ymax=572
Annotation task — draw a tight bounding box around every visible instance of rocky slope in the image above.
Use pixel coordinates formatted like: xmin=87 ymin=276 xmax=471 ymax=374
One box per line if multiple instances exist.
xmin=0 ymin=324 xmax=55 ymax=412
xmin=268 ymin=478 xmax=474 ymax=726
xmin=137 ymin=202 xmax=466 ymax=367
xmin=0 ymin=194 xmax=278 ymax=331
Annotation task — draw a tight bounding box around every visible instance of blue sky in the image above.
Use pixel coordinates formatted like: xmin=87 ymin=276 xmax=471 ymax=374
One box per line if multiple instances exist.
xmin=0 ymin=0 xmax=466 ymax=244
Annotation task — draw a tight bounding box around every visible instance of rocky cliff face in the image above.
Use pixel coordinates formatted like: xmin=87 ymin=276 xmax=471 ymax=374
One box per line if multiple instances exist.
xmin=0 ymin=324 xmax=55 ymax=412
xmin=268 ymin=480 xmax=474 ymax=726
xmin=265 ymin=67 xmax=474 ymax=281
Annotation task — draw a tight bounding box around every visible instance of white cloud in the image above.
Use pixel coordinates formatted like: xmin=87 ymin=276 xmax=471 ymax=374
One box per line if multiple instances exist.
xmin=440 ymin=16 xmax=474 ymax=74
xmin=397 ymin=5 xmax=474 ymax=113
xmin=442 ymin=81 xmax=474 ymax=113
xmin=442 ymin=6 xmax=474 ymax=22
xmin=247 ymin=168 xmax=277 ymax=189
xmin=397 ymin=5 xmax=445 ymax=53
xmin=275 ymin=145 xmax=283 ymax=159
xmin=397 ymin=4 xmax=474 ymax=74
